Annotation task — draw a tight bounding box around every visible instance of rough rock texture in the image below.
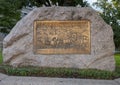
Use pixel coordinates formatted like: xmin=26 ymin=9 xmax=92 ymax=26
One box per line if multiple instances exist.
xmin=3 ymin=7 xmax=115 ymax=71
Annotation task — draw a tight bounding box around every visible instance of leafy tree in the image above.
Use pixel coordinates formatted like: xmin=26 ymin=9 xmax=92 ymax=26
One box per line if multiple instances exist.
xmin=93 ymin=0 xmax=120 ymax=50
xmin=0 ymin=0 xmax=28 ymax=33
xmin=112 ymin=0 xmax=120 ymax=50
xmin=29 ymin=0 xmax=88 ymax=7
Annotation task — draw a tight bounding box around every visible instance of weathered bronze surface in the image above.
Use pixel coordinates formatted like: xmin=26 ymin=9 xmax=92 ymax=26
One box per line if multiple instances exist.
xmin=34 ymin=20 xmax=91 ymax=54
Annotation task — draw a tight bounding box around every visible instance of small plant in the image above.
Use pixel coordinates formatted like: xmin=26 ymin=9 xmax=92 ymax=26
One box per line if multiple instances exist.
xmin=0 ymin=65 xmax=120 ymax=80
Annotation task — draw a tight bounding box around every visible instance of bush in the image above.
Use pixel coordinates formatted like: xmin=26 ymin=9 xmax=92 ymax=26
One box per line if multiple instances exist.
xmin=0 ymin=65 xmax=119 ymax=80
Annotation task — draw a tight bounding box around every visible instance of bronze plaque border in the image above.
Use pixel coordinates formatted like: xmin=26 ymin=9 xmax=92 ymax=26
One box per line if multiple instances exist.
xmin=33 ymin=20 xmax=91 ymax=54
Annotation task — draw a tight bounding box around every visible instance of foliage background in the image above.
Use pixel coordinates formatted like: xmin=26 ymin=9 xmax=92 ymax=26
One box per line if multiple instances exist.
xmin=94 ymin=0 xmax=120 ymax=50
xmin=0 ymin=0 xmax=26 ymax=33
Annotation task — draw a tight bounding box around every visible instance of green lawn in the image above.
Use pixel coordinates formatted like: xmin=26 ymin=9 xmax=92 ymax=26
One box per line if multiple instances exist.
xmin=0 ymin=50 xmax=2 ymax=64
xmin=114 ymin=54 xmax=120 ymax=75
xmin=115 ymin=54 xmax=120 ymax=66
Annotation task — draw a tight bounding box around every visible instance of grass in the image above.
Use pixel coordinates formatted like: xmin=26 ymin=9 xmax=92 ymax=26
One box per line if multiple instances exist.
xmin=114 ymin=53 xmax=120 ymax=76
xmin=0 ymin=50 xmax=2 ymax=64
xmin=0 ymin=65 xmax=119 ymax=80
xmin=115 ymin=54 xmax=120 ymax=66
xmin=0 ymin=50 xmax=120 ymax=79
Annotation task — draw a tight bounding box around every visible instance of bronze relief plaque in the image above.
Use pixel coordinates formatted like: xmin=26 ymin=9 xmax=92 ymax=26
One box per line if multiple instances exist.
xmin=34 ymin=20 xmax=91 ymax=54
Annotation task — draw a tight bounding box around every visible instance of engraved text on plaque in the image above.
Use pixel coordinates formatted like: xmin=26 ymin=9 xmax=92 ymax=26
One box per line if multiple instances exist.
xmin=34 ymin=20 xmax=90 ymax=54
